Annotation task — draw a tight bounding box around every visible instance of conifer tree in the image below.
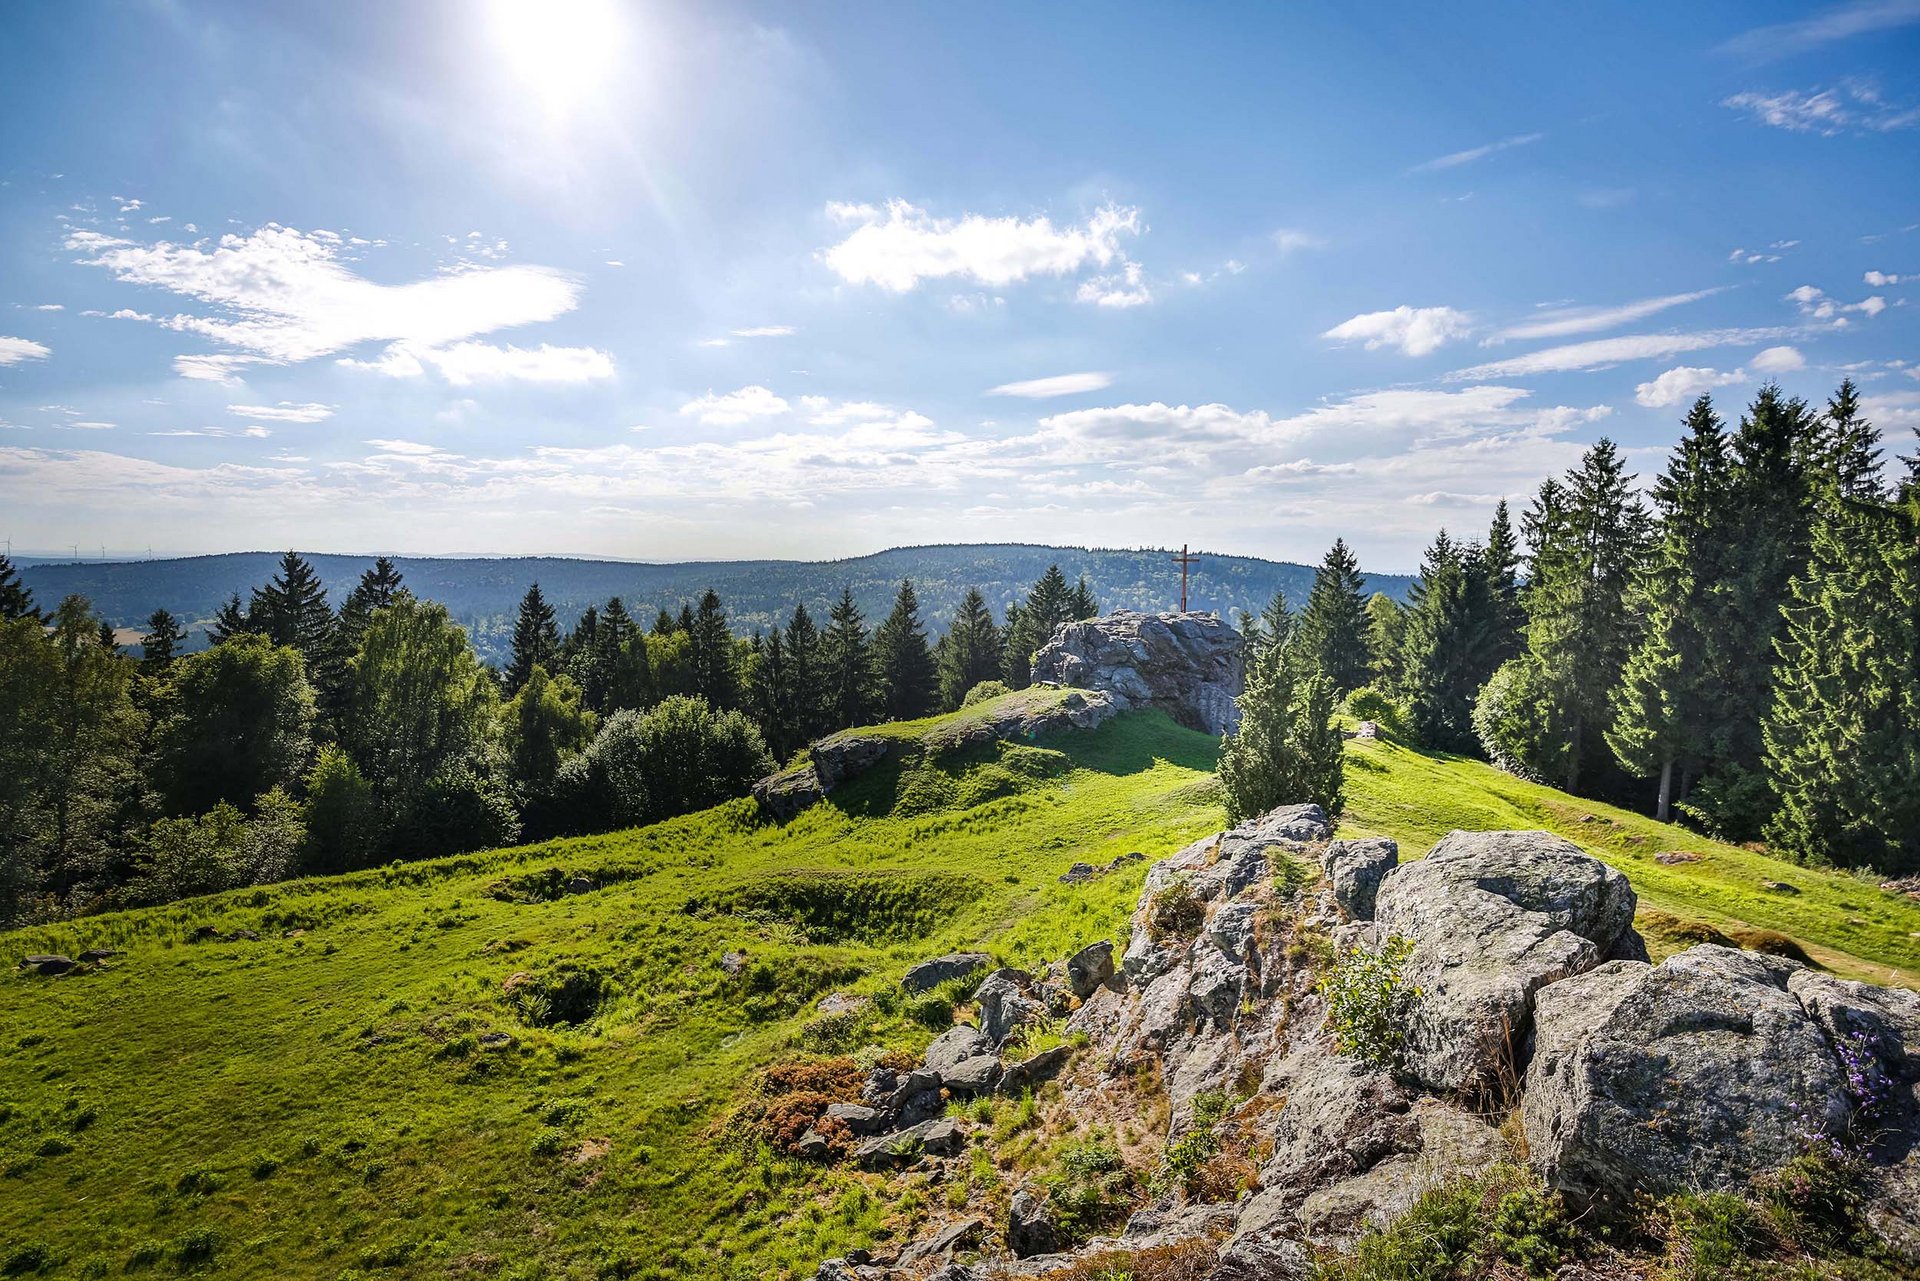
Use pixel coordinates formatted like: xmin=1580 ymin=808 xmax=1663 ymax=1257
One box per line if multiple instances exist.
xmin=1482 ymin=500 xmax=1523 ymax=666
xmin=688 ymin=589 xmax=738 ymax=708
xmin=506 ymin=582 xmax=560 ymax=694
xmin=1066 ymin=575 xmax=1098 ymax=621
xmin=749 ymin=628 xmax=803 ymax=761
xmin=654 ymin=607 xmax=678 ymax=636
xmin=1399 ymin=531 xmax=1498 ymax=752
xmin=783 ymin=603 xmax=824 ymax=741
xmin=1364 ymin=593 xmax=1406 ymax=688
xmin=1004 ymin=565 xmax=1075 ymax=687
xmin=139 ymin=608 xmax=188 ymax=670
xmin=337 ymin=557 xmax=405 ymax=656
xmin=1297 ymin=538 xmax=1372 ymax=695
xmin=1217 ymin=633 xmax=1343 ymax=821
xmin=207 ymin=594 xmax=255 ymax=645
xmin=0 ymin=554 xmax=41 ymax=623
xmin=938 ymin=587 xmax=1004 ymax=709
xmin=874 ymin=579 xmax=937 ymax=721
xmin=821 ymin=586 xmax=874 ymax=729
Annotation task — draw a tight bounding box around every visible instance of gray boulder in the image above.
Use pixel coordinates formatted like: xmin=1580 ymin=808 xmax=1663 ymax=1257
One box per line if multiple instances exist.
xmin=1066 ymin=940 xmax=1115 ymax=997
xmin=1007 ymin=1188 xmax=1062 ymax=1257
xmin=944 ymin=1054 xmax=1003 ymax=1096
xmin=903 ymin=952 xmax=993 ymax=994
xmin=998 ymin=1045 xmax=1071 ymax=1095
xmin=810 ymin=733 xmax=891 ymax=789
xmin=1207 ymin=901 xmax=1260 ymax=962
xmin=890 ymin=1068 xmax=945 ymax=1128
xmin=824 ymin=1102 xmax=882 ymax=1136
xmin=898 ymin=1218 xmax=986 ymax=1266
xmin=976 ymin=969 xmax=1047 ymax=1046
xmin=18 ymin=954 xmax=75 ymax=976
xmin=1241 ymin=803 xmax=1335 ymax=845
xmin=853 ymin=1117 xmax=963 ymax=1169
xmin=1523 ymin=945 xmax=1850 ymax=1209
xmin=1186 ymin=942 xmax=1247 ymax=1031
xmin=752 ymin=765 xmax=822 ymax=821
xmin=1373 ymin=829 xmax=1639 ymax=1094
xmin=925 ymin=1024 xmax=995 ymax=1073
xmin=1029 ymin=610 xmax=1246 ymax=735
xmin=1323 ymin=838 xmax=1398 ymax=921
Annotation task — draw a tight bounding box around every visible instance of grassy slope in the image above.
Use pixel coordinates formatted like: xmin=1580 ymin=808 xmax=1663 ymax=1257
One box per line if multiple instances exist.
xmin=6 ymin=711 xmax=1920 ymax=1279
xmin=1340 ymin=735 xmax=1920 ymax=987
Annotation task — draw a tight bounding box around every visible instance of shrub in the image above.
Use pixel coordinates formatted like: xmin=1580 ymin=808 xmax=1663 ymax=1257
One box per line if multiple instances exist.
xmin=1472 ymin=657 xmax=1563 ymax=780
xmin=1 ymin=1243 xmax=52 ymax=1276
xmin=1341 ymin=684 xmax=1412 ymax=742
xmin=1757 ymin=1152 xmax=1864 ymax=1249
xmin=1147 ymin=882 xmax=1204 ymax=944
xmin=301 ymin=745 xmax=380 ymax=874
xmin=546 ymin=696 xmax=773 ymax=836
xmin=169 ymin=1228 xmax=220 ymax=1269
xmin=1040 ymin=1139 xmax=1135 ymax=1245
xmin=1317 ymin=936 xmax=1414 ymax=1070
xmin=1218 ymin=641 xmax=1343 ymax=822
xmin=1487 ymin=1184 xmax=1571 ymax=1276
xmin=1731 ymin=928 xmax=1815 ymax=966
xmin=1662 ymin=1191 xmax=1765 ymax=1281
xmin=506 ymin=965 xmax=609 ymax=1028
xmin=962 ymin=680 xmax=1011 ymax=708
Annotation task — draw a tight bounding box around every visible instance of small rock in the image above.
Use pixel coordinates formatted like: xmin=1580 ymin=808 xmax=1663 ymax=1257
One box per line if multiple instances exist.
xmin=1058 ymin=862 xmax=1099 ymax=885
xmin=1207 ymin=902 xmax=1260 ymax=962
xmin=720 ymin=949 xmax=749 ymax=975
xmin=816 ymin=991 xmax=869 ymax=1017
xmin=825 ymin=1102 xmax=882 ymax=1135
xmin=897 ymin=1217 xmax=986 ymax=1266
xmin=1760 ymin=879 xmax=1801 ymax=895
xmin=793 ymin=1129 xmax=832 ymax=1161
xmin=1352 ymin=719 xmax=1378 ymax=739
xmin=925 ymin=1025 xmax=994 ymax=1073
xmin=975 ymin=969 xmax=1046 ymax=1046
xmin=902 ymin=952 xmax=993 ymax=994
xmin=1066 ymin=940 xmax=1115 ymax=997
xmin=944 ymin=1054 xmax=1002 ymax=1096
xmin=1007 ymin=1187 xmax=1061 ymax=1258
xmin=998 ymin=1045 xmax=1072 ymax=1095
xmin=18 ymin=954 xmax=75 ymax=976
xmin=77 ymin=948 xmax=124 ymax=963
xmin=891 ymin=1069 xmax=945 ymax=1128
xmin=1654 ymin=850 xmax=1704 ymax=865
xmin=476 ymin=1032 xmax=515 ymax=1049
xmin=853 ymin=1117 xmax=963 ymax=1170
xmin=1110 ymin=851 xmax=1146 ymax=868
xmin=1322 ymin=838 xmax=1398 ymax=921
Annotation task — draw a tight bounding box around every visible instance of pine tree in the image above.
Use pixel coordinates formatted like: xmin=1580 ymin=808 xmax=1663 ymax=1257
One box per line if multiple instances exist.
xmin=749 ymin=629 xmax=803 ymax=761
xmin=1004 ymin=565 xmax=1075 ymax=687
xmin=938 ymin=587 xmax=1004 ymax=709
xmin=207 ymin=594 xmax=254 ymax=645
xmin=1606 ymin=396 xmax=1732 ymax=820
xmin=688 ymin=590 xmax=739 ymax=708
xmin=874 ymin=579 xmax=937 ymax=721
xmin=506 ymin=582 xmax=560 ymax=693
xmin=1519 ymin=439 xmax=1649 ymax=793
xmin=822 ymin=586 xmax=875 ymax=729
xmin=1400 ymin=531 xmax=1499 ymax=752
xmin=1217 ymin=634 xmax=1343 ymax=821
xmin=0 ymin=554 xmax=41 ymax=623
xmin=139 ymin=608 xmax=188 ymax=669
xmin=654 ymin=607 xmax=678 ymax=636
xmin=1482 ymin=500 xmax=1523 ymax=667
xmin=1815 ymin=379 xmax=1884 ymax=502
xmin=1298 ymin=538 xmax=1373 ymax=695
xmin=783 ymin=604 xmax=825 ymax=741
xmin=1066 ymin=575 xmax=1098 ymax=621
xmin=1363 ymin=594 xmax=1405 ymax=688
xmin=337 ymin=557 xmax=406 ymax=657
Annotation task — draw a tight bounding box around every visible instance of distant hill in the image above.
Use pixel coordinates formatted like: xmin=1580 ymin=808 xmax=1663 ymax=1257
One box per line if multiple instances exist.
xmin=18 ymin=544 xmax=1416 ymax=665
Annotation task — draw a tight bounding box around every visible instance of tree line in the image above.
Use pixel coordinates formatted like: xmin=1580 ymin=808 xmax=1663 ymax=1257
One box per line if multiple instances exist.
xmin=0 ymin=551 xmax=1099 ymax=926
xmin=1237 ymin=378 xmax=1918 ymax=875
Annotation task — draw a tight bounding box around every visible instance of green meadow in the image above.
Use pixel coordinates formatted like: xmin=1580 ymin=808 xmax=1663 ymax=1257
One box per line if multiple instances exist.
xmin=4 ymin=704 xmax=1917 ymax=1279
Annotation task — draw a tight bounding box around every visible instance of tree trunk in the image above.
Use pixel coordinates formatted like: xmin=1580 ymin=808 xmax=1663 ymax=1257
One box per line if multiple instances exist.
xmin=1656 ymin=757 xmax=1673 ymax=823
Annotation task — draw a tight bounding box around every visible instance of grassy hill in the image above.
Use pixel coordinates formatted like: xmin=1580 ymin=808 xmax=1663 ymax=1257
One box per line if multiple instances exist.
xmin=5 ymin=706 xmax=1918 ymax=1279
xmin=16 ymin=544 xmax=1416 ymax=664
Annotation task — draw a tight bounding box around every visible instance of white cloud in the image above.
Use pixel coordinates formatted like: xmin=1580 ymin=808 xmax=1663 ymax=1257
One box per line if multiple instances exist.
xmin=1751 ymin=344 xmax=1807 ymax=373
xmin=821 ymin=199 xmax=1142 ymax=292
xmin=70 ymin=224 xmax=598 ymax=382
xmin=1719 ymin=1 xmax=1920 ymax=60
xmin=1634 ymin=366 xmax=1747 ymax=408
xmin=1489 ymin=289 xmax=1720 ymax=343
xmin=339 ymin=341 xmax=614 ymax=385
xmin=1271 ymin=228 xmax=1327 ymax=255
xmin=679 ymin=385 xmax=790 ymax=426
xmin=1075 ymin=260 xmax=1152 ymax=308
xmin=227 ymin=402 xmax=335 ymax=423
xmin=1786 ymin=283 xmax=1888 ymax=323
xmin=1447 ymin=327 xmax=1793 ymax=380
xmin=174 ymin=354 xmax=272 ymax=384
xmin=731 ymin=325 xmax=795 ymax=338
xmin=985 ymin=372 xmax=1114 ymax=399
xmin=1323 ymin=306 xmax=1472 ymax=357
xmin=0 ymin=336 xmax=51 ymax=365
xmin=1865 ymin=270 xmax=1908 ymax=285
xmin=1722 ymin=82 xmax=1919 ymax=134
xmin=1409 ymin=132 xmax=1544 ymax=173
xmin=69 ymin=421 xmax=116 ymax=431
xmin=34 ymin=304 xmax=63 ymax=312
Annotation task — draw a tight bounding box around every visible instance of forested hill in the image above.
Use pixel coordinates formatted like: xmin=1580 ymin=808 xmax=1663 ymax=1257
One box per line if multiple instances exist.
xmin=19 ymin=544 xmax=1415 ymax=661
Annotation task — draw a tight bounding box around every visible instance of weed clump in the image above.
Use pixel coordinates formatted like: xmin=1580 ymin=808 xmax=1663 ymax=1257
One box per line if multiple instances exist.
xmin=729 ymin=1057 xmax=867 ymax=1158
xmin=505 ymin=964 xmax=609 ymax=1027
xmin=1317 ymin=935 xmax=1414 ymax=1070
xmin=1147 ymin=882 xmax=1204 ymax=944
xmin=1038 ymin=1137 xmax=1136 ymax=1247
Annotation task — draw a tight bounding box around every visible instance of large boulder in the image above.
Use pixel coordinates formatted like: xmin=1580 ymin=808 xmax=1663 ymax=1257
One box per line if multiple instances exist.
xmin=1372 ymin=830 xmax=1639 ymax=1094
xmin=904 ymin=952 xmax=994 ymax=994
xmin=925 ymin=1024 xmax=995 ymax=1073
xmin=1322 ymin=838 xmax=1398 ymax=921
xmin=1030 ymin=610 xmax=1245 ymax=735
xmin=810 ymin=733 xmax=891 ymax=790
xmin=1523 ymin=945 xmax=1850 ymax=1210
xmin=1066 ymin=940 xmax=1116 ymax=997
xmin=976 ymin=969 xmax=1048 ymax=1047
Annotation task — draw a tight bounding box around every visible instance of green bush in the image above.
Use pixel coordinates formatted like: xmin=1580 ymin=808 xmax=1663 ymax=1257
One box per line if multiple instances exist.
xmin=1662 ymin=1191 xmax=1764 ymax=1281
xmin=1472 ymin=658 xmax=1564 ymax=781
xmin=1341 ymin=685 xmax=1412 ymax=742
xmin=962 ymin=680 xmax=1011 ymax=708
xmin=1317 ymin=936 xmax=1414 ymax=1070
xmin=1487 ymin=1184 xmax=1571 ymax=1276
xmin=1040 ymin=1139 xmax=1133 ymax=1245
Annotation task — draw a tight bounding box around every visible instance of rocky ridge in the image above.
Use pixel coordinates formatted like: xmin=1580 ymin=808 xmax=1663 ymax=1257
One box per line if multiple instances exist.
xmin=1029 ymin=610 xmax=1246 ymax=736
xmin=810 ymin=810 xmax=1920 ymax=1279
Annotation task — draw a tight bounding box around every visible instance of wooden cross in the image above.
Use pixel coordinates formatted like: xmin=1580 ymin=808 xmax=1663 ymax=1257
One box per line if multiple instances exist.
xmin=1170 ymin=544 xmax=1200 ymax=612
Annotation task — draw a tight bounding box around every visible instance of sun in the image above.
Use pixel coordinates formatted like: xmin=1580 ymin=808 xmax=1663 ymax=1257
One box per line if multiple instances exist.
xmin=485 ymin=0 xmax=627 ymax=113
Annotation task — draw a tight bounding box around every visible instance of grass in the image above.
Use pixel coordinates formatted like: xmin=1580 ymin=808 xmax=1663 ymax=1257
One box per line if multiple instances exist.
xmin=4 ymin=709 xmax=1918 ymax=1279
xmin=1340 ymin=735 xmax=1920 ymax=986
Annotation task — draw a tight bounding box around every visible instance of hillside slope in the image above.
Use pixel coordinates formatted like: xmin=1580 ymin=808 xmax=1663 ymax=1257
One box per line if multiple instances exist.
xmin=17 ymin=544 xmax=1415 ymax=662
xmin=5 ymin=713 xmax=1917 ymax=1279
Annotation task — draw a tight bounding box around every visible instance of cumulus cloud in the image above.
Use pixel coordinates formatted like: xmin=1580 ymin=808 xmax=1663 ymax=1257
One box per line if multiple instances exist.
xmin=1490 ymin=290 xmax=1720 ymax=343
xmin=986 ymin=372 xmax=1115 ymax=399
xmin=1323 ymin=306 xmax=1472 ymax=357
xmin=1722 ymin=82 xmax=1919 ymax=134
xmin=1864 ymin=270 xmax=1907 ymax=286
xmin=1786 ymin=283 xmax=1887 ymax=323
xmin=679 ymin=385 xmax=790 ymax=426
xmin=69 ymin=224 xmax=609 ymax=382
xmin=227 ymin=402 xmax=335 ymax=423
xmin=1447 ymin=327 xmax=1793 ymax=380
xmin=822 ymin=200 xmax=1142 ymax=293
xmin=0 ymin=336 xmax=51 ymax=365
xmin=1751 ymin=345 xmax=1807 ymax=373
xmin=1635 ymin=366 xmax=1747 ymax=408
xmin=1409 ymin=132 xmax=1544 ymax=173
xmin=340 ymin=341 xmax=615 ymax=386
xmin=1076 ymin=261 xmax=1152 ymax=308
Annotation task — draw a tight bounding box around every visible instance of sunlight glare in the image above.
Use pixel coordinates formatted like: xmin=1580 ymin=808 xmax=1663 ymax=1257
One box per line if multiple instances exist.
xmin=486 ymin=0 xmax=627 ymax=113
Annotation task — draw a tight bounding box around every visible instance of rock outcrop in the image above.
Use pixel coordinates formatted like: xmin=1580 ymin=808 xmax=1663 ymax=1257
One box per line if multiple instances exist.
xmin=1030 ymin=610 xmax=1245 ymax=735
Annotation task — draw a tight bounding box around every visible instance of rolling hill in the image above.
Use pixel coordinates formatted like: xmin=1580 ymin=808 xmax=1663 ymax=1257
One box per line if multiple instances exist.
xmin=4 ymin=700 xmax=1916 ymax=1279
xmin=16 ymin=544 xmax=1417 ymax=665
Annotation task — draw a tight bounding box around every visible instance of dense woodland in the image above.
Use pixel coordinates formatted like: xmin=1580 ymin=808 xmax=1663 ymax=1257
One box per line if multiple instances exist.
xmin=2 ymin=377 xmax=1915 ymax=926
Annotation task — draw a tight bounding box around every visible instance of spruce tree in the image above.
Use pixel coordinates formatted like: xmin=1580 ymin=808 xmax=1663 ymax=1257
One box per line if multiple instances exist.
xmin=1298 ymin=538 xmax=1373 ymax=695
xmin=1483 ymin=500 xmax=1523 ymax=667
xmin=506 ymin=582 xmax=560 ymax=693
xmin=1364 ymin=593 xmax=1405 ymax=688
xmin=1066 ymin=575 xmax=1098 ymax=621
xmin=938 ymin=587 xmax=1004 ymax=709
xmin=688 ymin=590 xmax=738 ymax=708
xmin=337 ymin=557 xmax=405 ymax=656
xmin=1003 ymin=566 xmax=1075 ymax=687
xmin=207 ymin=594 xmax=254 ymax=645
xmin=562 ymin=605 xmax=608 ymax=710
xmin=0 ymin=554 xmax=41 ymax=623
xmin=139 ymin=608 xmax=188 ymax=669
xmin=783 ymin=604 xmax=824 ymax=741
xmin=821 ymin=586 xmax=875 ymax=729
xmin=1606 ymin=395 xmax=1731 ymax=820
xmin=749 ymin=629 xmax=803 ymax=761
xmin=1518 ymin=439 xmax=1649 ymax=793
xmin=1217 ymin=633 xmax=1343 ymax=821
xmin=654 ymin=608 xmax=678 ymax=636
xmin=874 ymin=579 xmax=937 ymax=721
xmin=1400 ymin=531 xmax=1498 ymax=752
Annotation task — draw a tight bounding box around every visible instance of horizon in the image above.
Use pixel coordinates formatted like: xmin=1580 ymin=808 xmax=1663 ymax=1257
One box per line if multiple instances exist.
xmin=3 ymin=2 xmax=1919 ymax=567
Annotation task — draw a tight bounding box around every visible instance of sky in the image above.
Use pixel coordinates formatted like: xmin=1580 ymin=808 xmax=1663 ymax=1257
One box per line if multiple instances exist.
xmin=1 ymin=1 xmax=1918 ymax=571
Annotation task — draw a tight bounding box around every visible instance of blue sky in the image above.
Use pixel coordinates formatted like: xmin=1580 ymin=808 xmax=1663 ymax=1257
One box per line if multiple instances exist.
xmin=1 ymin=0 xmax=1917 ymax=570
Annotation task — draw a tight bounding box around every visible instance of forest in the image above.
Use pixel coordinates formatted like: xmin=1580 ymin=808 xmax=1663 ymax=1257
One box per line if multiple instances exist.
xmin=2 ymin=377 xmax=1914 ymax=929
